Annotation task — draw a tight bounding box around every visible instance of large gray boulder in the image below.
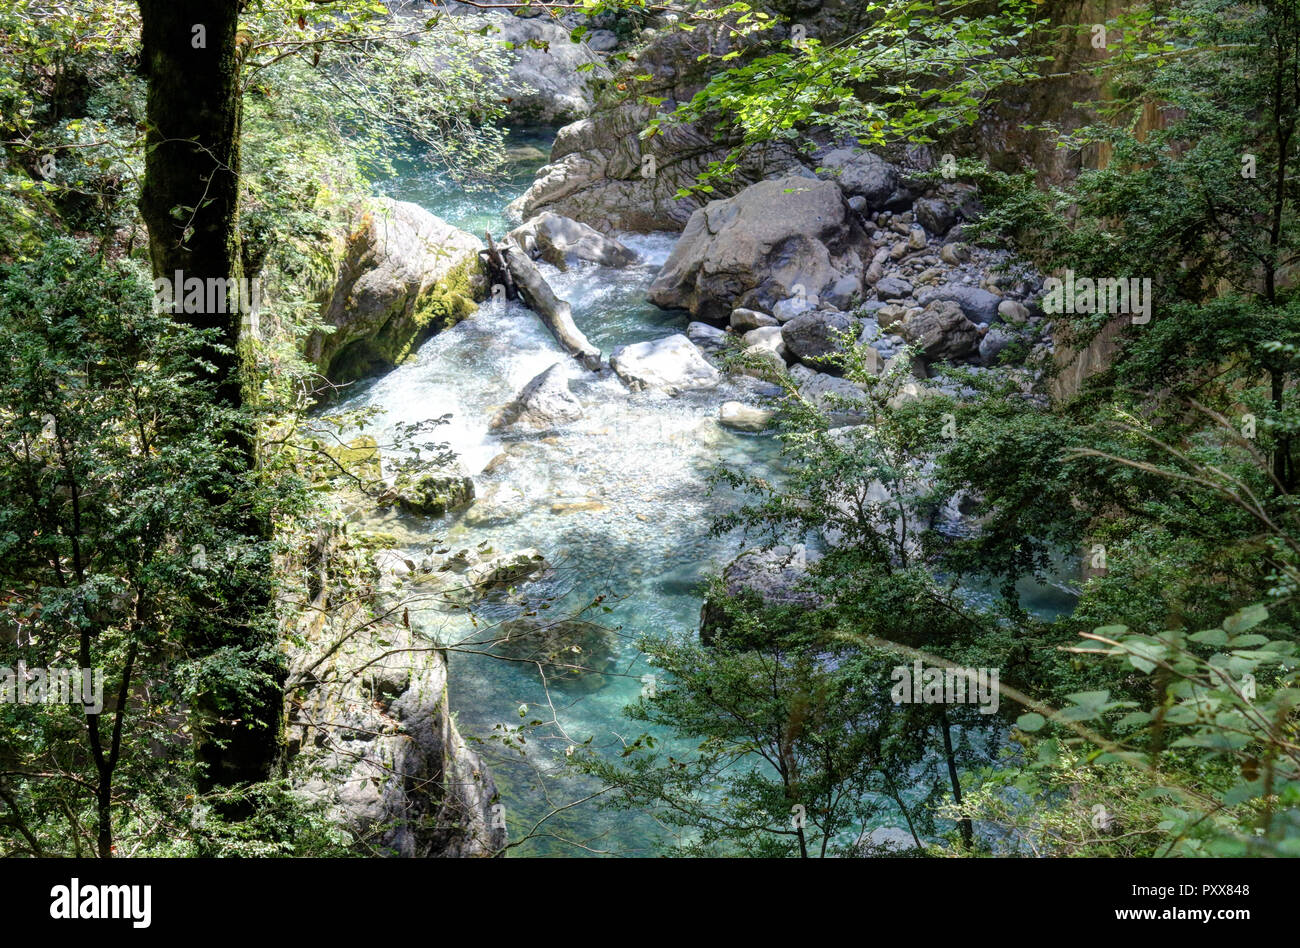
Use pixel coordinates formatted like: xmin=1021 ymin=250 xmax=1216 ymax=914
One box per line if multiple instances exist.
xmin=813 ymin=148 xmax=903 ymax=209
xmin=781 ymin=309 xmax=860 ymax=372
xmin=507 ymin=212 xmax=638 ymax=270
xmin=610 ymin=333 xmax=721 ymax=394
xmin=916 ymin=284 xmax=1001 ymax=324
xmin=490 ymin=362 xmax=584 ymax=431
xmin=307 ymin=199 xmax=485 ymax=383
xmin=900 ymin=300 xmax=981 ymax=361
xmin=648 ymin=176 xmax=866 ymax=322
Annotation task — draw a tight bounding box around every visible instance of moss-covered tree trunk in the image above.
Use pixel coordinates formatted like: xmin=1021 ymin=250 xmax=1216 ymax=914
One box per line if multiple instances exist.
xmin=136 ymin=0 xmax=283 ymax=812
xmin=138 ymin=0 xmax=245 ymax=407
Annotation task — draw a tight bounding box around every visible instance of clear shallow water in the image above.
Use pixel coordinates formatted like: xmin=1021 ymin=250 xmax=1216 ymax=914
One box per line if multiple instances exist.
xmin=375 ymin=126 xmax=556 ymax=238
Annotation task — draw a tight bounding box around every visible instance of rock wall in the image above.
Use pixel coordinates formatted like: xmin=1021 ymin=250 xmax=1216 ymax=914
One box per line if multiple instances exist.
xmin=449 ymin=12 xmax=611 ymax=125
xmin=286 ymin=529 xmax=505 ymax=857
xmin=507 ymin=16 xmax=811 ymax=233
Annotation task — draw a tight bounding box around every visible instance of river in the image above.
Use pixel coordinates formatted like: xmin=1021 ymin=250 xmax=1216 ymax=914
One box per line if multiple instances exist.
xmin=335 ymin=129 xmax=1077 ymax=856
xmin=337 ymin=129 xmax=790 ymax=854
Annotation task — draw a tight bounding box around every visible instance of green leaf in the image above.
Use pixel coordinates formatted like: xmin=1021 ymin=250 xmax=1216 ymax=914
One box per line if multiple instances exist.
xmin=1016 ymin=712 xmax=1046 ymax=732
xmin=1223 ymin=603 xmax=1267 ymax=634
xmin=1190 ymin=627 xmax=1229 ymax=646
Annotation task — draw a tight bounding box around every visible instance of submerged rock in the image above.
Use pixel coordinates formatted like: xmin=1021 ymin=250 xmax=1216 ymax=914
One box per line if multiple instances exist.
xmin=463 ymin=482 xmax=531 ymax=527
xmin=490 ymin=362 xmax=584 ymax=431
xmin=373 ymin=548 xmax=416 ymax=580
xmin=465 ymin=548 xmax=551 ymax=593
xmin=492 ymin=616 xmax=618 ymax=692
xmin=383 ymin=464 xmax=475 ymax=517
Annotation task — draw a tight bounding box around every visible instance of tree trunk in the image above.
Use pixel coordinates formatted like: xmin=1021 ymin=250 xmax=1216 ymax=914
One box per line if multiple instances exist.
xmin=500 ymin=244 xmax=602 ymax=370
xmin=939 ymin=709 xmax=974 ymax=849
xmin=136 ymin=1 xmax=283 ymax=813
xmin=138 ymin=0 xmax=246 ymax=408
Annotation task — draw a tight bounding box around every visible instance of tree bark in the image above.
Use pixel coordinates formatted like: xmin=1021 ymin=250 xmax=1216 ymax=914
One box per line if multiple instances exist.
xmin=136 ymin=1 xmax=283 ymax=812
xmin=939 ymin=709 xmax=974 ymax=849
xmin=138 ymin=1 xmax=247 ymax=408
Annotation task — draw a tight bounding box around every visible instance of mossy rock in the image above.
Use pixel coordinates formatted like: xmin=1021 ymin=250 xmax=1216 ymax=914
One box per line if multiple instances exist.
xmin=389 ymin=471 xmax=475 ymax=517
xmin=348 ymin=530 xmax=402 ymax=550
xmin=307 ymin=198 xmax=487 ymax=384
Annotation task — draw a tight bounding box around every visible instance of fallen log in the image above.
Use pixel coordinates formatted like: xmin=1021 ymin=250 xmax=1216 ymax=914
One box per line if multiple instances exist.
xmin=499 ymin=242 xmax=602 ymax=371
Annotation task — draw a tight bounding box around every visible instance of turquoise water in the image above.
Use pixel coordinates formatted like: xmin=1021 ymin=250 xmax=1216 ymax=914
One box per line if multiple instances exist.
xmin=375 ymin=127 xmax=555 ymax=238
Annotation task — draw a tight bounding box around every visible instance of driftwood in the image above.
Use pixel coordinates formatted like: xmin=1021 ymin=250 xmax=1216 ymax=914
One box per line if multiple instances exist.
xmin=499 ymin=242 xmax=602 ymax=371
xmin=480 ymin=231 xmax=517 ymax=299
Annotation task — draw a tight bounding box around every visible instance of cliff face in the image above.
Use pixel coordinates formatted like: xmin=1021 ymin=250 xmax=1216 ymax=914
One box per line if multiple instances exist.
xmin=968 ymin=0 xmax=1172 ymax=400
xmin=962 ymin=0 xmax=1158 ymax=182
xmin=284 ymin=528 xmax=505 ymax=857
